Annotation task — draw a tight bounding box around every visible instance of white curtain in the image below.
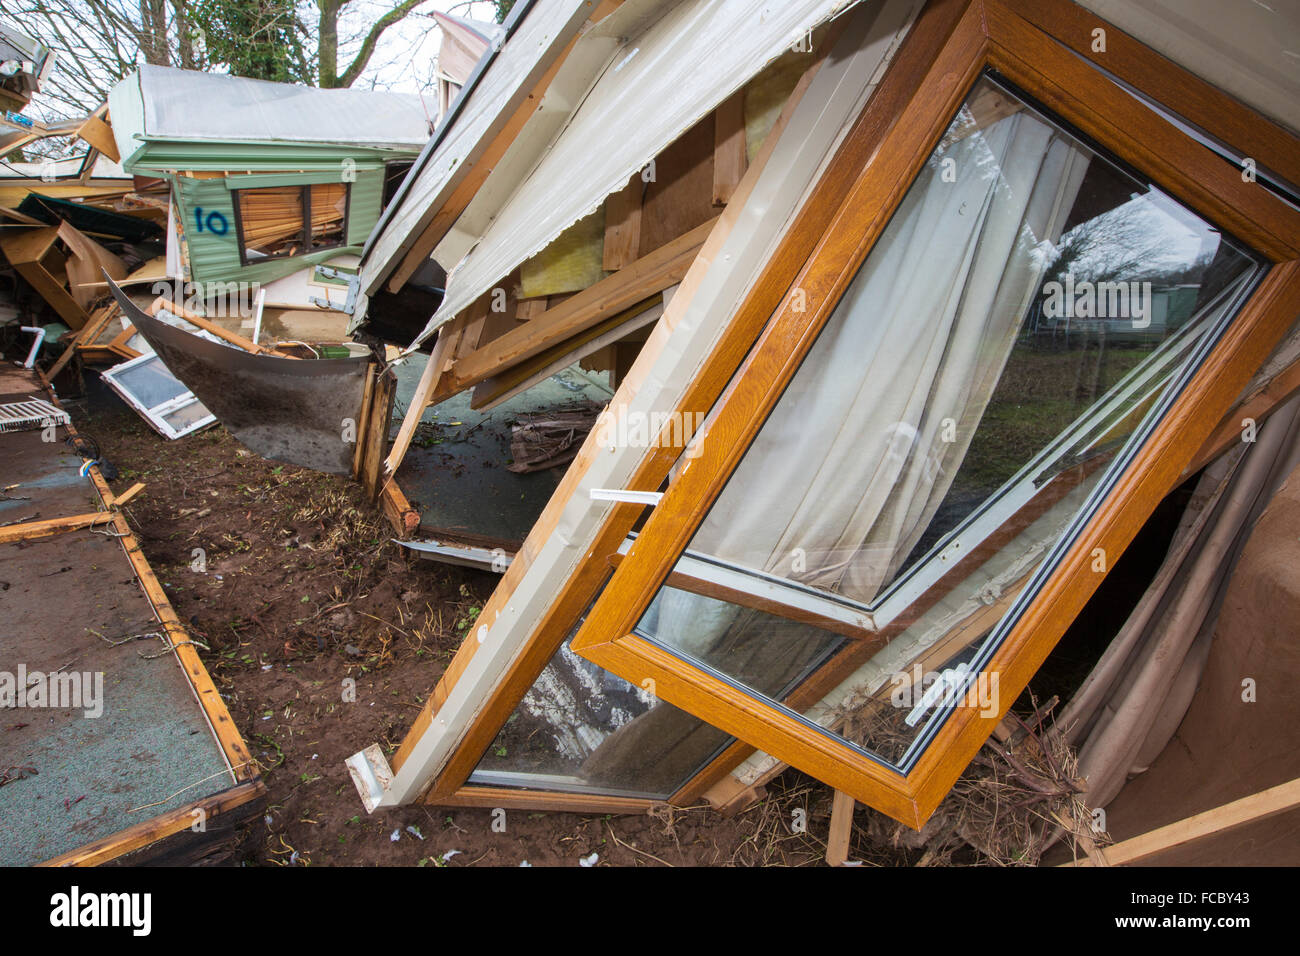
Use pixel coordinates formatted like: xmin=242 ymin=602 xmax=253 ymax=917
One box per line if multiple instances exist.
xmin=646 ymin=104 xmax=1090 ymax=660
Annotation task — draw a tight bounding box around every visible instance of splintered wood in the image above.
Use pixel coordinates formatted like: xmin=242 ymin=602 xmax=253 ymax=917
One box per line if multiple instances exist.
xmin=506 ymin=402 xmax=603 ymax=474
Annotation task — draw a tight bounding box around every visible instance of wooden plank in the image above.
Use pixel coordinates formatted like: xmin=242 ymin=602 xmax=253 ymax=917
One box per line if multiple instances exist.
xmin=457 ymin=296 xmax=492 ymax=355
xmin=712 ymin=92 xmax=748 ymax=207
xmin=58 ymin=221 xmax=126 ymax=310
xmin=0 ymin=205 xmax=44 ymax=225
xmin=441 ymin=217 xmax=717 ymax=397
xmin=469 ymin=296 xmax=662 ymax=411
xmin=7 ymin=255 xmax=91 ymax=329
xmin=603 ymin=175 xmax=644 ymax=271
xmin=384 ymin=312 xmax=469 ymax=476
xmin=39 ymin=780 xmax=266 ymax=867
xmin=638 ymin=116 xmax=717 ymax=257
xmin=825 ymin=790 xmax=855 ymax=866
xmin=379 ymin=475 xmax=421 ymax=539
xmin=351 ymin=363 xmax=376 ymax=479
xmin=516 ymin=296 xmax=549 ymax=321
xmin=610 ymin=340 xmax=639 ymax=391
xmin=0 ymin=511 xmax=114 ymax=544
xmin=1062 ymin=777 xmax=1300 ymax=867
xmin=0 ymin=223 xmax=60 ymax=264
xmin=107 ymin=482 xmax=146 ymax=507
xmin=43 ymin=304 xmax=113 ymax=382
xmin=700 ymin=773 xmax=765 ymax=815
xmin=147 ymin=297 xmax=272 ymax=354
xmin=361 ymin=367 xmax=396 ymax=500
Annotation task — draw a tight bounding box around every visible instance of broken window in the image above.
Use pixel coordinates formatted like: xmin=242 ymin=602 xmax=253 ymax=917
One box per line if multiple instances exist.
xmin=101 ymin=352 xmax=215 ymax=440
xmin=233 ymin=183 xmax=349 ymax=263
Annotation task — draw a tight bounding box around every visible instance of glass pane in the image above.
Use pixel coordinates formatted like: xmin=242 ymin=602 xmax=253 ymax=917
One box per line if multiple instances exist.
xmin=161 ymin=399 xmax=213 ymax=435
xmin=632 ymin=74 xmax=1262 ymax=770
xmin=471 ymin=632 xmax=732 ymax=800
xmin=111 ymin=356 xmax=188 ymax=409
xmin=309 ymin=183 xmax=347 ymax=251
xmin=237 ymin=186 xmax=305 ymax=259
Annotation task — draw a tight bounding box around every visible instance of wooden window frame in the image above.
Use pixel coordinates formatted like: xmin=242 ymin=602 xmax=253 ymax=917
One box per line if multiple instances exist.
xmin=564 ymin=0 xmax=1300 ymax=829
xmin=231 ymin=182 xmax=352 ymax=267
xmin=392 ymin=0 xmax=1300 ymax=821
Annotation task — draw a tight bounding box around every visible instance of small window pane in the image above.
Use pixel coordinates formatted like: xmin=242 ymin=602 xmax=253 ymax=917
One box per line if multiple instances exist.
xmin=111 ymin=356 xmax=188 ymax=409
xmin=309 ymin=183 xmax=347 ymax=251
xmin=237 ymin=186 xmax=306 ymax=259
xmin=161 ymin=399 xmax=213 ymax=435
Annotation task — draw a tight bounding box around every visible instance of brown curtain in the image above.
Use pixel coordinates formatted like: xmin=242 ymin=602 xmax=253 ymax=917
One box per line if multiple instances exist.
xmin=1057 ymin=389 xmax=1300 ymax=811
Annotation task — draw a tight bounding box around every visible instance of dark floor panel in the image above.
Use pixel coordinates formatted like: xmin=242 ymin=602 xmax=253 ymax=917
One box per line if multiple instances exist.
xmin=393 ymin=356 xmax=611 ymax=546
xmin=0 ymin=425 xmax=98 ymax=526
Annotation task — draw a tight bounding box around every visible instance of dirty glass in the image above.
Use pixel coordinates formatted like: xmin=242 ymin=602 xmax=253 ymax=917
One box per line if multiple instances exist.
xmin=470 ymin=622 xmax=732 ymax=800
xmin=160 ymin=399 xmax=214 ymax=436
xmin=631 ymin=74 xmax=1262 ymax=770
xmin=109 ymin=355 xmax=188 ymax=410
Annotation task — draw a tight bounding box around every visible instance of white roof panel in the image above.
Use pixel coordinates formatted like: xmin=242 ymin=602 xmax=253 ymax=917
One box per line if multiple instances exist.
xmin=131 ymin=65 xmax=434 ymax=149
xmin=407 ymin=0 xmax=861 ymax=349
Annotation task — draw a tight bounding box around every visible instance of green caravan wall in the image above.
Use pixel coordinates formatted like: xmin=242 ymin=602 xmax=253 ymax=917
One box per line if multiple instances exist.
xmin=172 ymin=166 xmax=385 ymax=285
xmin=123 ymin=139 xmax=416 ymax=174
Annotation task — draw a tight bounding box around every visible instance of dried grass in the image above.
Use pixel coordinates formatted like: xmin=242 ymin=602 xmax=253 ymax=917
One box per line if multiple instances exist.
xmin=846 ymin=693 xmax=1108 ymax=865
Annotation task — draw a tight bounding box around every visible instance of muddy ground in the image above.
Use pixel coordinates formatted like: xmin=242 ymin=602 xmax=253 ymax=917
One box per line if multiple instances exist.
xmin=68 ymin=376 xmax=901 ymax=867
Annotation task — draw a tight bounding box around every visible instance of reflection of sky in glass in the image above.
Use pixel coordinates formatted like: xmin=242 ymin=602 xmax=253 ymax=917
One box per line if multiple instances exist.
xmin=1053 ymin=189 xmax=1218 ymax=282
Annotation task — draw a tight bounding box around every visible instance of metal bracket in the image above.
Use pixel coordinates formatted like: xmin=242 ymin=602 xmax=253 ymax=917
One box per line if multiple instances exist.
xmin=310 ymin=267 xmax=360 ymax=315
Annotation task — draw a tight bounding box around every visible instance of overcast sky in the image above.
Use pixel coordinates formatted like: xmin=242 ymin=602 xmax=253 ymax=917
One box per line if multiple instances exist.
xmin=338 ymin=0 xmax=501 ymax=94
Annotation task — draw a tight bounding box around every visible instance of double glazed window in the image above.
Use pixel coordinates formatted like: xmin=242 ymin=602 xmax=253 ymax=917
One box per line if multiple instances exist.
xmin=471 ymin=73 xmax=1266 ymax=814
xmin=628 ymin=75 xmax=1260 ymax=772
xmin=233 ymin=183 xmax=349 ymax=263
xmin=421 ymin=0 xmax=1300 ymax=829
xmin=101 ymin=352 xmax=216 ymax=440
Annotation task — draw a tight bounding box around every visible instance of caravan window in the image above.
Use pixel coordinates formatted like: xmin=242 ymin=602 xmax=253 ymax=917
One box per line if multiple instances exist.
xmin=232 ymin=183 xmax=350 ymax=264
xmin=567 ymin=73 xmax=1267 ymax=822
